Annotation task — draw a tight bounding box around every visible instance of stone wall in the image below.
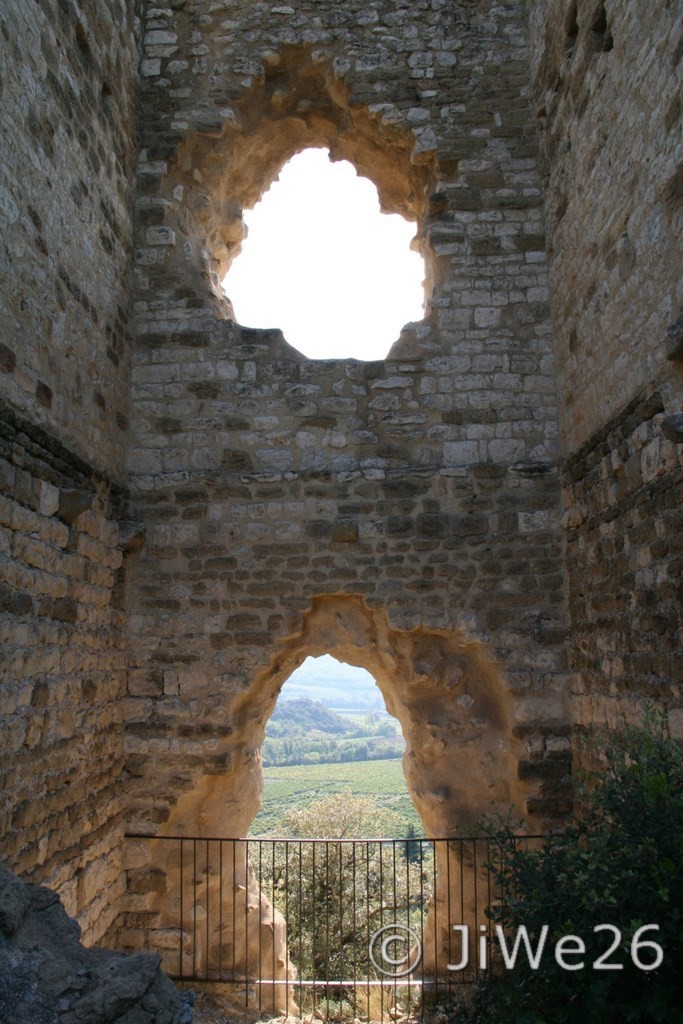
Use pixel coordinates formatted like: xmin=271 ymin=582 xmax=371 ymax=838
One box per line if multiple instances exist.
xmin=0 ymin=0 xmax=139 ymax=942
xmin=0 ymin=0 xmax=679 ymax=972
xmin=0 ymin=408 xmax=129 ymax=944
xmin=527 ymin=0 xmax=683 ymax=764
xmin=122 ymin=0 xmax=571 ymax=909
xmin=0 ymin=0 xmax=139 ymax=480
xmin=562 ymin=392 xmax=683 ymax=743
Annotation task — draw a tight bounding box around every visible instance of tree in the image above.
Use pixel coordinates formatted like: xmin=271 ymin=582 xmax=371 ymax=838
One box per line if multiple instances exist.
xmin=465 ymin=715 xmax=683 ymax=1024
xmin=404 ymin=823 xmax=422 ymax=865
xmin=277 ymin=789 xmax=405 ymax=840
xmin=258 ymin=791 xmax=430 ymax=1011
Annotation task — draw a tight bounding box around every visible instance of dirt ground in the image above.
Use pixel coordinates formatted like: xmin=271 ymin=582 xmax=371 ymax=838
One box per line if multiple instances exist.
xmin=187 ymin=985 xmax=458 ymax=1024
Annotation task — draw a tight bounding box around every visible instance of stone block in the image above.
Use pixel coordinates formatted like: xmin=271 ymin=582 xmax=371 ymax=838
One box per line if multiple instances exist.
xmin=128 ymin=669 xmax=164 ymax=697
xmin=146 ymin=226 xmax=176 ymax=246
xmin=444 ymin=441 xmax=479 ymax=466
xmin=141 ymin=58 xmax=162 ymax=77
xmin=668 ymin=708 xmax=683 ymax=740
xmin=331 ymin=520 xmax=359 ymax=543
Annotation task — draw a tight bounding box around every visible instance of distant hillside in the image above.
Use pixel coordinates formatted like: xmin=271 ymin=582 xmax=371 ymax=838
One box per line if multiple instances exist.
xmin=278 ymin=655 xmax=385 ymax=712
xmin=268 ymin=697 xmax=355 ymax=737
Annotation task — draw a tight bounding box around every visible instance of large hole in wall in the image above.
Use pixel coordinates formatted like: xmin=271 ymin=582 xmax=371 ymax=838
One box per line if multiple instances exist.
xmin=166 ymin=46 xmax=438 ymax=349
xmin=139 ymin=599 xmax=530 ymax=1003
xmin=222 ymin=148 xmax=425 ymax=361
xmin=249 ymin=653 xmax=422 ymax=838
xmin=154 ymin=596 xmax=527 ymax=843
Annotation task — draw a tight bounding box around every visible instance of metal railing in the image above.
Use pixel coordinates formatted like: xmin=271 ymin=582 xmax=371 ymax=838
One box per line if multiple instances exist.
xmin=126 ymin=834 xmax=540 ymax=1020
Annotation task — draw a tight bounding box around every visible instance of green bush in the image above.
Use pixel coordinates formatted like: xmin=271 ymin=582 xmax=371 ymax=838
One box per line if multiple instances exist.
xmin=465 ymin=716 xmax=683 ymax=1024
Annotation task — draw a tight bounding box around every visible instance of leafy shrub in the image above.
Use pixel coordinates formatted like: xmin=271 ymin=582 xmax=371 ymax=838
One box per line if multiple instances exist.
xmin=465 ymin=716 xmax=683 ymax=1024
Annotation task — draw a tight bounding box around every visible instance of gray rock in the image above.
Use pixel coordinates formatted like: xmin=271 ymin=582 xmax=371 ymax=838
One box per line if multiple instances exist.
xmin=0 ymin=864 xmax=32 ymax=936
xmin=0 ymin=865 xmax=191 ymax=1024
xmin=660 ymin=413 xmax=683 ymax=444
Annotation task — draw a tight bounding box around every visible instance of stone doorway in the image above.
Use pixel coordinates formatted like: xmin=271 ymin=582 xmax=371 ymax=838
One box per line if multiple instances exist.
xmin=125 ymin=593 xmax=541 ymax=1017
xmin=140 ymin=595 xmax=527 ymax=845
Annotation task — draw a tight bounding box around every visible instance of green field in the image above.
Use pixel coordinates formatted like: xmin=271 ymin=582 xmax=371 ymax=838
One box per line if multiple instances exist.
xmin=249 ymin=757 xmax=423 ymax=837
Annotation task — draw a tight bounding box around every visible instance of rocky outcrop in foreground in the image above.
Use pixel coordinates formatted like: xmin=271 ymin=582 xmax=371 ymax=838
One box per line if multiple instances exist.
xmin=0 ymin=863 xmax=193 ymax=1024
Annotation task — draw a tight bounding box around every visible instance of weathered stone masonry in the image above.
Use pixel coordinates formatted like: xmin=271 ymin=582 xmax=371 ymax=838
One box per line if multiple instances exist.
xmin=0 ymin=0 xmax=680 ymax=958
xmin=123 ymin=0 xmax=569 ymax=858
xmin=0 ymin=0 xmax=139 ymax=944
xmin=527 ymin=0 xmax=683 ymax=768
xmin=0 ymin=408 xmax=128 ymax=944
xmin=115 ymin=1 xmax=574 ymax=969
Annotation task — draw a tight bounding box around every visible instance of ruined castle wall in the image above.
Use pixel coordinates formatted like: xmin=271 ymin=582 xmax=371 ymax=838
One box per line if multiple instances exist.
xmin=121 ymin=1 xmax=572 ymax=940
xmin=527 ymin=0 xmax=683 ymax=757
xmin=0 ymin=0 xmax=677 ymax=971
xmin=0 ymin=0 xmax=138 ymax=477
xmin=0 ymin=0 xmax=139 ymax=941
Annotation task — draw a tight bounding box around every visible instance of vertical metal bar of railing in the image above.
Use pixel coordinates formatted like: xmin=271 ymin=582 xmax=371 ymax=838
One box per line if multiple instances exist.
xmin=257 ymin=840 xmax=263 ymax=1016
xmin=351 ymin=841 xmax=357 ymax=1020
xmin=419 ymin=839 xmax=423 ymax=1015
xmin=298 ymin=840 xmax=303 ymax=1015
xmin=436 ymin=839 xmax=440 ymax=999
xmin=192 ymin=839 xmax=197 ymax=979
xmin=378 ymin=839 xmax=384 ymax=1021
xmin=244 ymin=837 xmax=250 ymax=1008
xmin=205 ymin=839 xmax=210 ymax=979
xmin=392 ymin=840 xmax=398 ymax=1022
xmin=219 ymin=840 xmax=223 ymax=981
xmin=405 ymin=837 xmax=412 ymax=1020
xmin=486 ymin=837 xmax=493 ymax=975
xmin=324 ymin=841 xmax=330 ymax=1020
xmin=338 ymin=840 xmax=344 ymax=1015
xmin=284 ymin=840 xmax=290 ymax=1017
xmin=231 ymin=839 xmax=236 ymax=987
xmin=311 ymin=840 xmax=317 ymax=1020
xmin=179 ymin=838 xmax=184 ymax=983
xmin=475 ymin=839 xmax=481 ymax=974
xmin=458 ymin=838 xmax=465 ymax=978
xmin=271 ymin=840 xmax=276 ymax=1014
xmin=365 ymin=841 xmax=371 ymax=1015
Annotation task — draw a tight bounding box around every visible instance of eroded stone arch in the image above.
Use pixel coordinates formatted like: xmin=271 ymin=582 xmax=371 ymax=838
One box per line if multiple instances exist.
xmin=130 ymin=595 xmax=527 ymax=1011
xmin=150 ymin=44 xmax=439 ymax=318
xmin=143 ymin=595 xmax=524 ymax=845
xmin=231 ymin=595 xmax=525 ymax=839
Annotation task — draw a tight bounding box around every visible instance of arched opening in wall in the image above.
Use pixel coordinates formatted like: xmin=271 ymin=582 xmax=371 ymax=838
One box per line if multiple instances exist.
xmin=249 ymin=653 xmax=422 ymax=839
xmin=134 ymin=598 xmax=538 ymax=1012
xmin=247 ymin=652 xmax=431 ymax=1020
xmin=234 ymin=597 xmax=527 ymax=994
xmin=222 ymin=148 xmax=425 ymax=361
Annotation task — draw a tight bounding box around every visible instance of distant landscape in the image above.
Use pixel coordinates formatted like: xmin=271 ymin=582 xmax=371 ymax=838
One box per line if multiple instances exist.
xmin=249 ymin=657 xmax=424 ymax=837
xmin=272 ymin=654 xmax=388 ymax=711
xmin=250 ymin=759 xmax=422 ymax=835
xmin=262 ymin=696 xmax=403 ymax=767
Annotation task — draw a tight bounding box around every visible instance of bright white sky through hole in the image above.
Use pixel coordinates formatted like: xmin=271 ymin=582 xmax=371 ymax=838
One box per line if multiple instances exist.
xmin=222 ymin=148 xmax=425 ymax=361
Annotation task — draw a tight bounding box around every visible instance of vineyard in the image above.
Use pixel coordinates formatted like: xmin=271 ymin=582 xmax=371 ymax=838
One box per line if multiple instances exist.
xmin=250 ymin=758 xmax=423 ymax=836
